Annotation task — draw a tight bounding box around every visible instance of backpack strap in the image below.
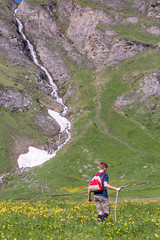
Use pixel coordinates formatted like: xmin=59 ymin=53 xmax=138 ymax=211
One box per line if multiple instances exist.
xmin=95 ymin=172 xmax=105 ymax=176
xmin=98 ymin=172 xmax=105 ymax=186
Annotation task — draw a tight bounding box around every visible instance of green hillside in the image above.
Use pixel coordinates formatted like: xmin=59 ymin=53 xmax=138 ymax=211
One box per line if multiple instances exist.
xmin=0 ymin=0 xmax=160 ymax=201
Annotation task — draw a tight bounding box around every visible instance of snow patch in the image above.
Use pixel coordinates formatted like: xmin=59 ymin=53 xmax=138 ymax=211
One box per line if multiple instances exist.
xmin=18 ymin=146 xmax=55 ymax=168
xmin=48 ymin=109 xmax=70 ymax=132
xmin=17 ymin=108 xmax=71 ymax=169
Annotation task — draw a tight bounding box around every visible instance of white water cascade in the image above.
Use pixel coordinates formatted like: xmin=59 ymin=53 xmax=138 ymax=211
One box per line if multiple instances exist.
xmin=15 ymin=10 xmax=71 ymax=169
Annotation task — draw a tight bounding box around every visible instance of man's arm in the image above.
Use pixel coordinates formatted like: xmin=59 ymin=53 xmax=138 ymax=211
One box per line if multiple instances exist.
xmin=104 ymin=181 xmax=121 ymax=191
xmin=88 ymin=186 xmax=92 ymax=202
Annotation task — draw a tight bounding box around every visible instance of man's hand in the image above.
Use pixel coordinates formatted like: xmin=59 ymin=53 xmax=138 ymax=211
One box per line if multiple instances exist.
xmin=117 ymin=187 xmax=121 ymax=192
xmin=88 ymin=197 xmax=92 ymax=203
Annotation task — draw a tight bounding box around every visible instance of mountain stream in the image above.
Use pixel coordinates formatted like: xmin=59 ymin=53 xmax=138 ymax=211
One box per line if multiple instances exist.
xmin=15 ymin=9 xmax=71 ymax=169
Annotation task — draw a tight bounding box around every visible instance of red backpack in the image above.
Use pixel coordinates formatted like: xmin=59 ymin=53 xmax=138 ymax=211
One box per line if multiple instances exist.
xmin=89 ymin=172 xmax=104 ymax=192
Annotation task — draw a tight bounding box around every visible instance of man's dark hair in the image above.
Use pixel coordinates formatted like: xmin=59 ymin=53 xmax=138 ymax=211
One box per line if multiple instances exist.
xmin=99 ymin=162 xmax=108 ymax=170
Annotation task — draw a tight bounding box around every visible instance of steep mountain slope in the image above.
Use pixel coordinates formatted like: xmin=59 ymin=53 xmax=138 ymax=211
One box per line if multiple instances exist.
xmin=0 ymin=0 xmax=160 ymax=200
xmin=0 ymin=0 xmax=62 ymax=174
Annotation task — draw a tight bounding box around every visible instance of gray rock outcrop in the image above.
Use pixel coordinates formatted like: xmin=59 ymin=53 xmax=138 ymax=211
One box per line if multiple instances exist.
xmin=147 ymin=1 xmax=160 ymax=19
xmin=66 ymin=2 xmax=115 ymax=64
xmin=107 ymin=39 xmax=148 ymax=67
xmin=122 ymin=17 xmax=139 ymax=25
xmin=0 ymin=88 xmax=32 ymax=110
xmin=114 ymin=71 xmax=160 ymax=109
xmin=139 ymin=72 xmax=160 ymax=99
xmin=58 ymin=1 xmax=151 ymax=66
xmin=146 ymin=26 xmax=160 ymax=36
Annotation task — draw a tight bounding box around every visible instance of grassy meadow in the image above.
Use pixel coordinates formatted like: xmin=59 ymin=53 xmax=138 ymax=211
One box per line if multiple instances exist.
xmin=0 ymin=199 xmax=159 ymax=239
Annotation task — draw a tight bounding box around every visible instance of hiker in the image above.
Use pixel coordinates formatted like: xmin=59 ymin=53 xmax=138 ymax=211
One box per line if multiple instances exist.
xmin=88 ymin=161 xmax=121 ymax=222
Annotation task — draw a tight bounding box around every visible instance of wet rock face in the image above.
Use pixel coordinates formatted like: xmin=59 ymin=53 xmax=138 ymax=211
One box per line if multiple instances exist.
xmin=0 ymin=88 xmax=32 ymax=109
xmin=37 ymin=71 xmax=47 ymax=83
xmin=0 ymin=5 xmax=34 ymax=67
xmin=34 ymin=113 xmax=60 ymax=137
xmin=43 ymin=1 xmax=57 ymax=14
xmin=35 ymin=40 xmax=70 ymax=85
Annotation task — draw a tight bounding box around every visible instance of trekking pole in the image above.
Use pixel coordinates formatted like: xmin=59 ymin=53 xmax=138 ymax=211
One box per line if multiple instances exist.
xmin=114 ymin=184 xmax=130 ymax=223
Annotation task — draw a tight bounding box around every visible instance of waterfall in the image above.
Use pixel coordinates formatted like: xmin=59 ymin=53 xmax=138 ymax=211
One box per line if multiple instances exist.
xmin=15 ymin=9 xmax=71 ymax=169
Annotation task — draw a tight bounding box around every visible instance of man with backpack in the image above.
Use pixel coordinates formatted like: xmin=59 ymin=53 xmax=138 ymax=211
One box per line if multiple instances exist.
xmin=88 ymin=162 xmax=121 ymax=222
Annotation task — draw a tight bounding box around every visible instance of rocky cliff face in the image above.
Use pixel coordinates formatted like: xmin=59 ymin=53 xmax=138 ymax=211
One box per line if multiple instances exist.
xmin=16 ymin=1 xmax=71 ymax=86
xmin=15 ymin=0 xmax=160 ymax=87
xmin=58 ymin=0 xmax=153 ymax=66
xmin=14 ymin=0 xmax=159 ymax=82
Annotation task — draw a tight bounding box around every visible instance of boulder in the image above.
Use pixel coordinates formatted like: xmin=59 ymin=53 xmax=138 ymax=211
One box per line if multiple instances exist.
xmin=34 ymin=113 xmax=60 ymax=136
